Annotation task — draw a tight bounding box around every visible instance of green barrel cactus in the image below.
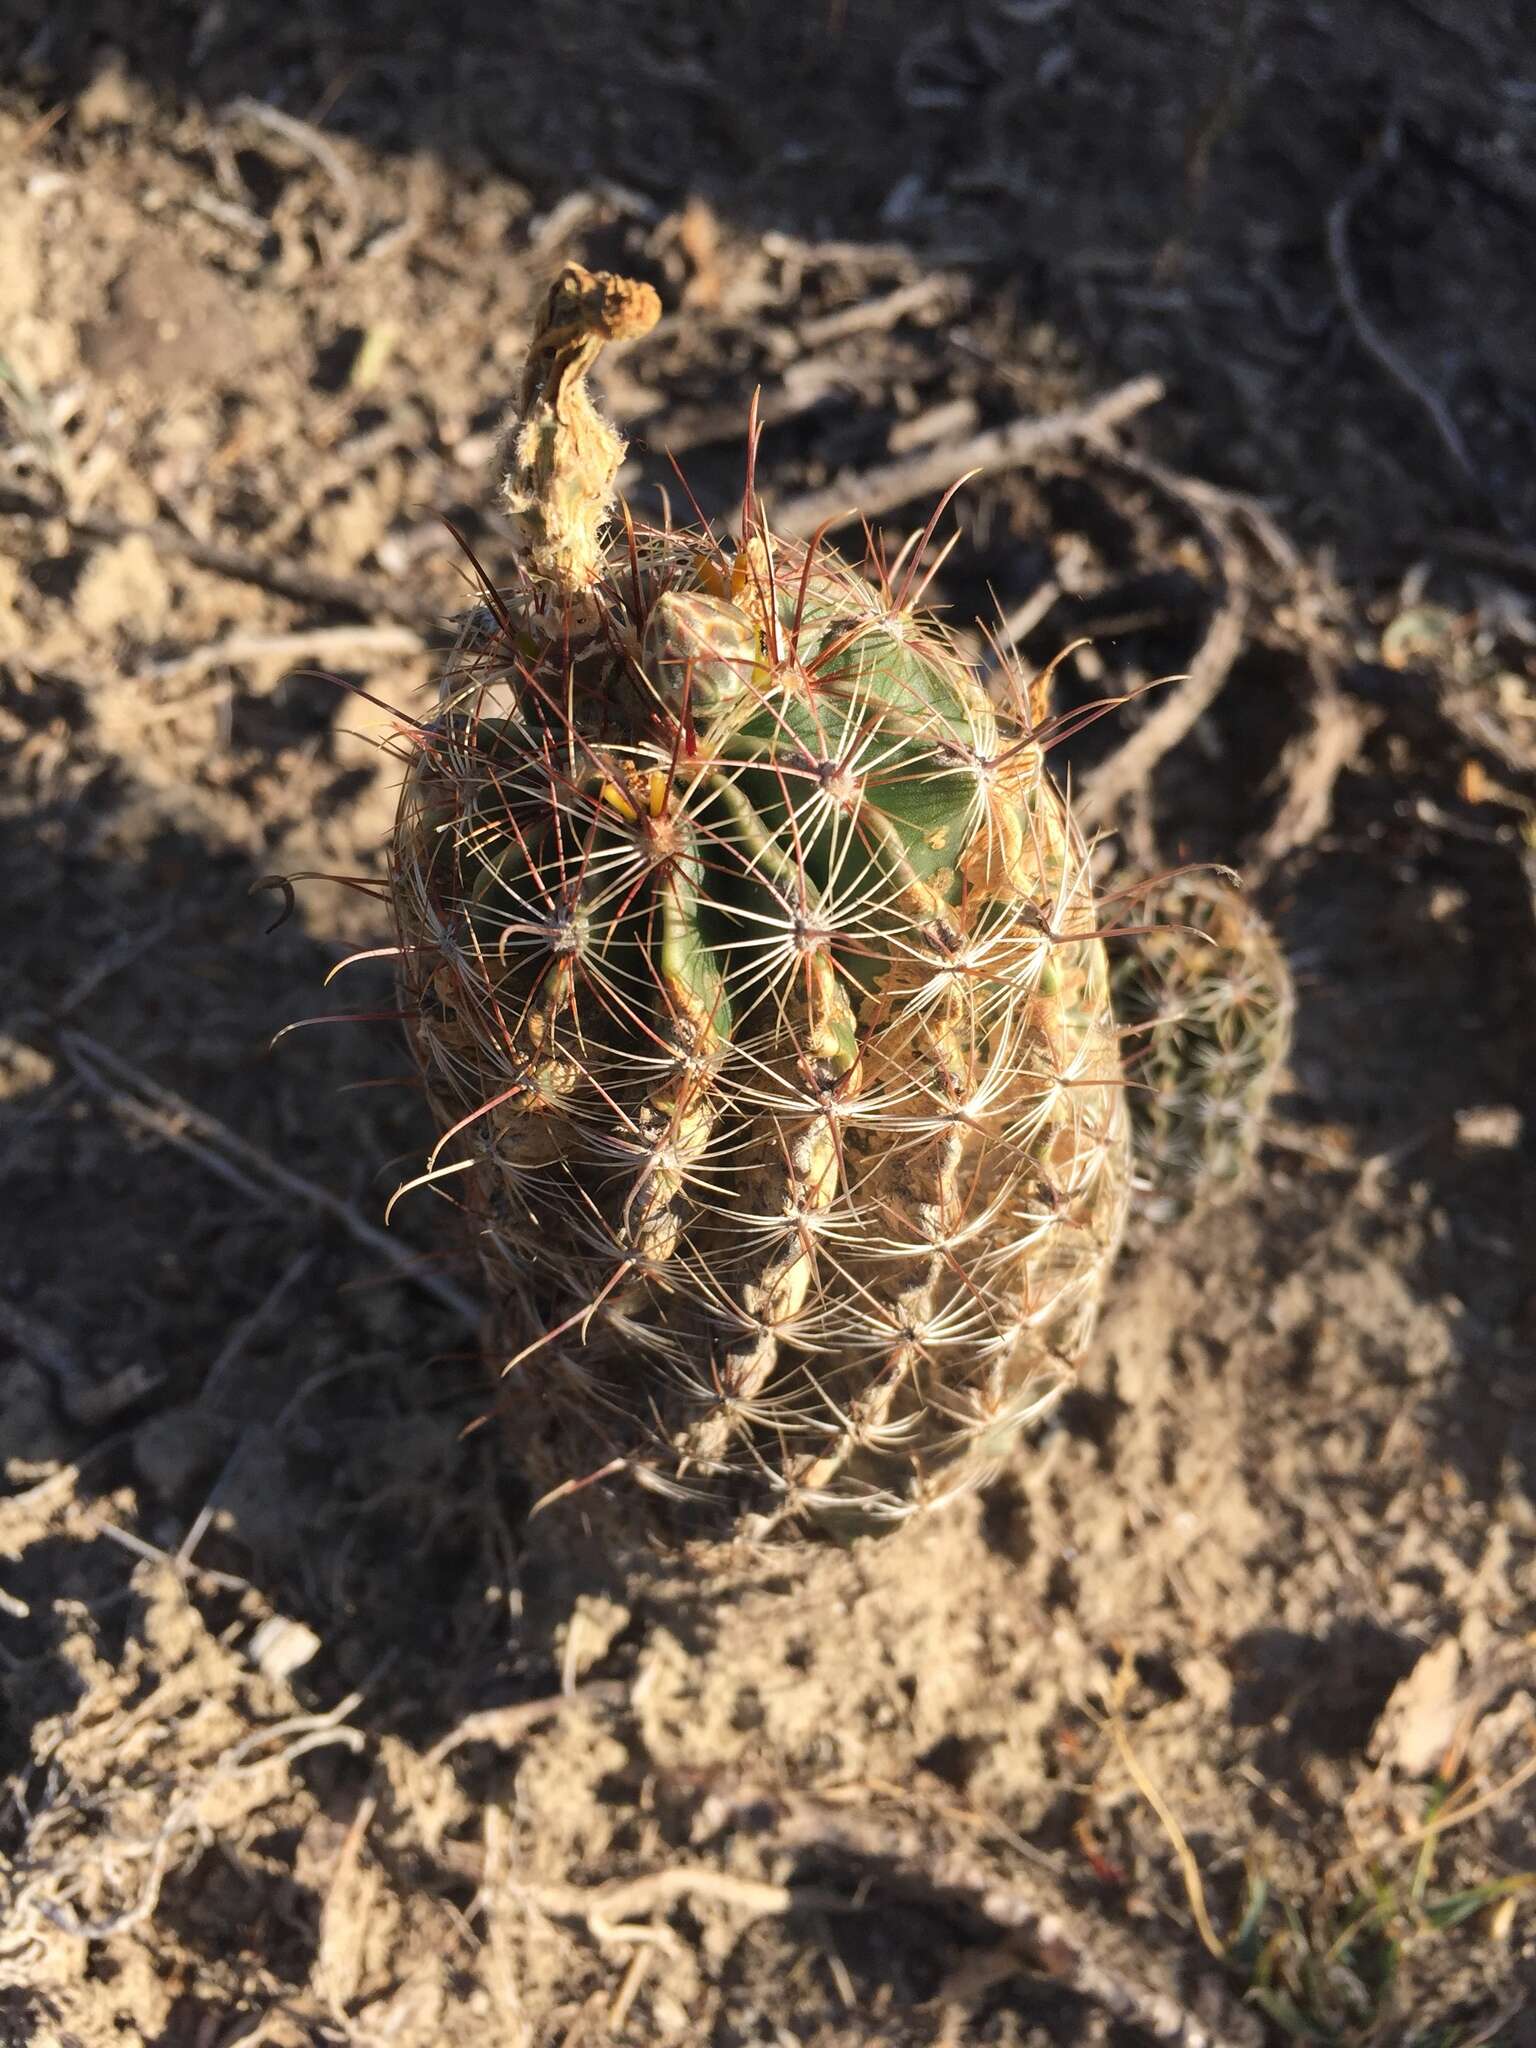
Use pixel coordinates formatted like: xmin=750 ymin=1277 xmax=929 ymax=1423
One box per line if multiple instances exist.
xmin=1112 ymin=872 xmax=1293 ymax=1215
xmin=388 ymin=266 xmax=1130 ymax=1533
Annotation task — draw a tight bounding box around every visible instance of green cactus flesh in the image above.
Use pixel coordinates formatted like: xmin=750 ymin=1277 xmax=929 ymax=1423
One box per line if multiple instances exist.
xmin=1113 ymin=872 xmax=1293 ymax=1213
xmin=391 ymin=524 xmax=1130 ymax=1531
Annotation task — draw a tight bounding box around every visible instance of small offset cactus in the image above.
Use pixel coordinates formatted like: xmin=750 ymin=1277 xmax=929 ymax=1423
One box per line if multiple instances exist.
xmin=1112 ymin=873 xmax=1293 ymax=1214
xmin=387 ymin=265 xmax=1130 ymax=1533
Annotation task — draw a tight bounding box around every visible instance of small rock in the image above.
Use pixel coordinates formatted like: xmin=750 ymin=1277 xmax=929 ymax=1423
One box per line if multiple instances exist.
xmin=248 ymin=1614 xmax=322 ymax=1682
xmin=1380 ymin=604 xmax=1458 ymax=670
xmin=1454 ymin=1104 xmax=1522 ymax=1151
xmin=0 ymin=1033 xmax=54 ymax=1101
xmin=1369 ymin=1638 xmax=1462 ymax=1777
xmin=882 ymin=171 xmax=929 ymax=225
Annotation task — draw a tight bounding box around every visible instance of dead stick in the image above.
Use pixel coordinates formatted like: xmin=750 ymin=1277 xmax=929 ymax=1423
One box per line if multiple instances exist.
xmin=769 ymin=374 xmax=1164 ymax=538
xmin=521 ymin=1867 xmax=853 ymax=1946
xmin=426 ymin=1682 xmax=626 ymax=1765
xmin=0 ymin=484 xmax=444 ymax=627
xmin=1326 ymin=124 xmax=1477 ymax=488
xmin=201 ymin=1248 xmax=320 ymax=1408
xmin=57 ymin=1029 xmax=479 ymax=1325
xmin=982 ymin=579 xmax=1061 ymax=671
xmin=769 ymin=1797 xmax=1254 ymax=2048
xmin=1251 ymin=656 xmax=1370 ymax=872
xmin=142 ymin=623 xmax=427 ymax=687
xmin=796 ymin=273 xmax=958 ymax=348
xmin=224 ymin=95 xmax=365 ymax=261
xmin=1076 ymin=439 xmax=1249 ymax=823
xmin=1436 ymin=530 xmax=1536 ymax=589
xmin=1078 ymin=583 xmax=1246 ymax=821
xmin=56 ymin=1039 xmax=278 ymax=1209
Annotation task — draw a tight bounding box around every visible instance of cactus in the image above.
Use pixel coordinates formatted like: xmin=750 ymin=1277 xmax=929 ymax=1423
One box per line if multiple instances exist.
xmin=1112 ymin=872 xmax=1293 ymax=1215
xmin=386 ymin=266 xmax=1130 ymax=1533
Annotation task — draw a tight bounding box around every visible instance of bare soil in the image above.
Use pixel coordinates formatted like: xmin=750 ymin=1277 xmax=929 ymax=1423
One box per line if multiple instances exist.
xmin=3 ymin=6 xmax=1535 ymax=2044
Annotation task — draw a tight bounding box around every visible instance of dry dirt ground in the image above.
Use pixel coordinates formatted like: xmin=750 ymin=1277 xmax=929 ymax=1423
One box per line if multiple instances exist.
xmin=3 ymin=6 xmax=1536 ymax=2045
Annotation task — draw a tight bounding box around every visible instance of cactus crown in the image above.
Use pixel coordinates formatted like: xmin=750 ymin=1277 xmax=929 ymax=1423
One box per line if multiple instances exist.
xmin=389 ymin=269 xmax=1129 ymax=1535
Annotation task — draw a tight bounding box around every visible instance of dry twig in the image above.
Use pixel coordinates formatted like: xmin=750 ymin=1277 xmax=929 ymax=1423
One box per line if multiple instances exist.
xmin=770 ymin=374 xmax=1164 ymax=537
xmin=53 ymin=916 xmax=180 ymax=1022
xmin=1 ymin=916 xmax=180 ymax=1046
xmin=1065 ymin=431 xmax=1299 ymax=580
xmin=647 ymin=369 xmax=850 ymax=461
xmin=0 ymin=483 xmax=442 ymax=626
xmin=0 ymin=1298 xmax=155 ymax=1430
xmin=1080 ymin=571 xmax=1246 ymax=822
xmin=1074 ymin=440 xmax=1251 ymax=823
xmin=1251 ymin=659 xmax=1371 ymax=871
xmin=758 ymin=1792 xmax=1258 ymax=2047
xmin=142 ymin=623 xmax=427 ymax=688
xmin=201 ymin=1248 xmax=320 ymax=1409
xmin=0 ymin=1295 xmax=88 ymax=1392
xmin=426 ymin=1682 xmax=626 ymax=1766
xmin=521 ymin=1866 xmax=852 ymax=1950
xmin=796 ymin=274 xmax=958 ymax=347
xmin=1326 ymin=124 xmax=1478 ymax=489
xmin=982 ymin=579 xmax=1062 ymax=670
xmin=606 ymin=1943 xmax=655 ymax=2030
xmin=96 ymin=1516 xmax=248 ymax=1594
xmin=1437 ymin=530 xmax=1536 ymax=590
xmin=56 ymin=1029 xmax=479 ymax=1324
xmin=224 ymin=95 xmax=366 ymax=261
xmin=13 ymin=1696 xmax=365 ymax=1942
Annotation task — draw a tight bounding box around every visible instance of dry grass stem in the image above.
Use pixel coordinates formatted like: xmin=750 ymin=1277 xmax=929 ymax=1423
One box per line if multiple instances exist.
xmin=12 ymin=1697 xmax=365 ymax=1943
xmin=1106 ymin=1706 xmax=1228 ymax=1962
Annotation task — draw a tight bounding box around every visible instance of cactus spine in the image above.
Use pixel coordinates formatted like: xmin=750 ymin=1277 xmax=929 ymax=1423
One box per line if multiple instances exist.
xmin=388 ymin=266 xmax=1130 ymax=1533
xmin=1113 ymin=872 xmax=1293 ymax=1214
